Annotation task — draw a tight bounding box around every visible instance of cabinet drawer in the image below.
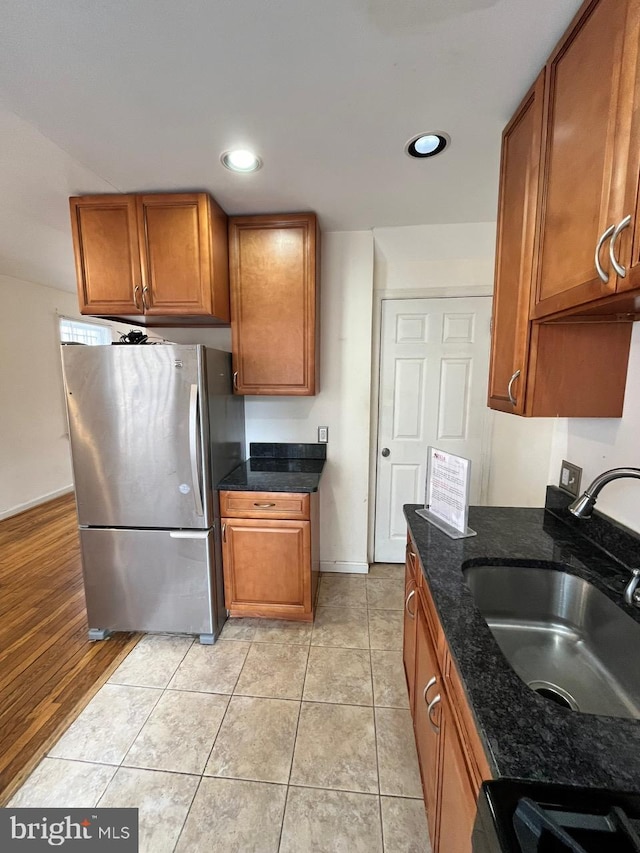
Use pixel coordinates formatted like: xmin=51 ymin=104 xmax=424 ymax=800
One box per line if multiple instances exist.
xmin=219 ymin=490 xmax=310 ymax=520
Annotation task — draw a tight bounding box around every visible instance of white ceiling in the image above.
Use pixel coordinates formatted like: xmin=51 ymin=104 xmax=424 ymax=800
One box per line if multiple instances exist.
xmin=1 ymin=0 xmax=583 ymax=291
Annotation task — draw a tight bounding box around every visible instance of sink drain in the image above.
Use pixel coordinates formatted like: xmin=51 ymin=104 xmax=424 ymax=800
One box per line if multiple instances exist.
xmin=527 ymin=680 xmax=579 ymax=711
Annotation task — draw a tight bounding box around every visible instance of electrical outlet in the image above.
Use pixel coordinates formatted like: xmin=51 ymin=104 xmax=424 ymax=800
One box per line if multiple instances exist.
xmin=318 ymin=426 xmax=329 ymax=443
xmin=559 ymin=460 xmax=582 ymax=497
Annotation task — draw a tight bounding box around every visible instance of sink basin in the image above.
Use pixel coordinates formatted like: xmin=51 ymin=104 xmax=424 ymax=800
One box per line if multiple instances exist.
xmin=463 ymin=564 xmax=640 ymax=720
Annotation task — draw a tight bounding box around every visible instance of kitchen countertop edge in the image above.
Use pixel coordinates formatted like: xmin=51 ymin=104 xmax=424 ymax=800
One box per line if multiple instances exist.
xmin=404 ymin=502 xmax=640 ymax=792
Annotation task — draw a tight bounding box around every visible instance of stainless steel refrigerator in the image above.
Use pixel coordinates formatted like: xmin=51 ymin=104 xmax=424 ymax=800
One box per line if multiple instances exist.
xmin=61 ymin=343 xmax=245 ymax=643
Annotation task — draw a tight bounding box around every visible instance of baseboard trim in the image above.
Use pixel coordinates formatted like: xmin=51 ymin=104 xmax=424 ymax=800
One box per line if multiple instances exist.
xmin=320 ymin=561 xmax=369 ymax=575
xmin=0 ymin=486 xmax=74 ymax=521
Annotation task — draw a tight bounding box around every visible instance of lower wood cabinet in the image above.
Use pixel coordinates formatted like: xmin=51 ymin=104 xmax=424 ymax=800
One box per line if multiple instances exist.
xmin=404 ymin=532 xmax=491 ymax=853
xmin=403 ymin=556 xmax=418 ymax=709
xmin=413 ymin=596 xmax=441 ymax=842
xmin=220 ymin=490 xmax=319 ymax=621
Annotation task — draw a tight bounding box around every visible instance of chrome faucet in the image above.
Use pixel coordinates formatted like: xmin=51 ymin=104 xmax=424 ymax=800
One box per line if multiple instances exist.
xmin=569 ymin=467 xmax=640 ymax=608
xmin=568 ymin=467 xmax=640 ymax=518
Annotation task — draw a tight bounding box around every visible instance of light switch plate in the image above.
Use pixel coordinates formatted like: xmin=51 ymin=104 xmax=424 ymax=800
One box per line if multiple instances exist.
xmin=559 ymin=460 xmax=582 ymax=497
xmin=318 ymin=426 xmax=329 ymax=443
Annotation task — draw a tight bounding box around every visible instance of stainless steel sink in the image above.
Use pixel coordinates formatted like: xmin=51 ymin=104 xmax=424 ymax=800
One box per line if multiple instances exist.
xmin=463 ymin=564 xmax=640 ymax=720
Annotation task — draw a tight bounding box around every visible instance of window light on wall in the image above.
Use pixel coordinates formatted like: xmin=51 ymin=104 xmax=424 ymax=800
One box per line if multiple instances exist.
xmin=59 ymin=317 xmax=111 ymax=346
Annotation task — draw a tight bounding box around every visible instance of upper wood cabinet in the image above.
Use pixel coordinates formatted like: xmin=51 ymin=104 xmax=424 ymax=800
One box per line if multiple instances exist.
xmin=488 ymin=76 xmax=544 ymax=414
xmin=69 ymin=192 xmax=230 ymax=324
xmin=532 ymin=0 xmax=640 ymax=318
xmin=229 ymin=213 xmax=319 ymax=395
xmin=488 ymin=75 xmax=634 ymax=417
xmin=489 ymin=0 xmax=640 ymax=416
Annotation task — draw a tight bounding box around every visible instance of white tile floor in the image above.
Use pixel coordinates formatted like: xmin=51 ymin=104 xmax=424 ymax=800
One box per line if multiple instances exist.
xmin=9 ymin=568 xmax=431 ymax=852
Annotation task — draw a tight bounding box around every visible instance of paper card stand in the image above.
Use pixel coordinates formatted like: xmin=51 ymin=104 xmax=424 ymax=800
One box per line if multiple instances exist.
xmin=415 ymin=447 xmax=477 ymax=540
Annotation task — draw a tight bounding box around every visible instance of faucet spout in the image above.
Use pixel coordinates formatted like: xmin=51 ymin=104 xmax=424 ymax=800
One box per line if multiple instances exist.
xmin=568 ymin=467 xmax=640 ymax=518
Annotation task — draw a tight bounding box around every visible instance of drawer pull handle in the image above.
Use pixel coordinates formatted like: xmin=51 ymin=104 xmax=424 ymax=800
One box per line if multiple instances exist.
xmin=595 ymin=223 xmax=615 ymax=282
xmin=427 ymin=693 xmax=441 ymax=735
xmin=507 ymin=369 xmax=520 ymax=406
xmin=423 ymin=675 xmax=437 ymax=705
xmin=142 ymin=285 xmax=150 ymax=309
xmin=233 ymin=371 xmax=239 ymax=390
xmin=609 ymin=214 xmax=632 ymax=278
xmin=222 ymin=522 xmax=226 ymax=543
xmin=133 ymin=284 xmax=141 ymax=310
xmin=254 ymin=502 xmax=276 ymax=508
xmin=405 ymin=588 xmax=416 ymax=618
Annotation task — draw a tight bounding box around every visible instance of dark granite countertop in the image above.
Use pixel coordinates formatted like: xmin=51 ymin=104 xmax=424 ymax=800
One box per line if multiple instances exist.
xmin=217 ymin=443 xmax=325 ymax=493
xmin=404 ymin=488 xmax=640 ymax=792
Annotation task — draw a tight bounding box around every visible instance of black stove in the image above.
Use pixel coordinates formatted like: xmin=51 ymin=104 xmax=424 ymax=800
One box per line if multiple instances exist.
xmin=474 ymin=780 xmax=640 ymax=852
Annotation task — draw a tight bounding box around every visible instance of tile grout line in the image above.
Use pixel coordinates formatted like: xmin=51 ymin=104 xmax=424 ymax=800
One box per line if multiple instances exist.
xmin=116 ymin=637 xmax=198 ymax=773
xmin=277 ymin=622 xmax=312 ymax=852
xmin=366 ymin=577 xmax=387 ymax=850
xmin=171 ymin=772 xmax=205 ymax=853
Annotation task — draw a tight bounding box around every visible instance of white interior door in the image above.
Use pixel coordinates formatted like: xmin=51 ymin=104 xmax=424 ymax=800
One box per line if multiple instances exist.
xmin=374 ymin=297 xmax=492 ymax=562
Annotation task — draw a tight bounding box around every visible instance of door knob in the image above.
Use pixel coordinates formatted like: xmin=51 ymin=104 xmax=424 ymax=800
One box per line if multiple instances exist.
xmin=381 ymin=448 xmax=390 ymax=457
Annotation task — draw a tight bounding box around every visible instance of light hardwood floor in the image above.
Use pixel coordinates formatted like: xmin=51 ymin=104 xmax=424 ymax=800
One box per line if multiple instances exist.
xmin=0 ymin=493 xmax=138 ymax=805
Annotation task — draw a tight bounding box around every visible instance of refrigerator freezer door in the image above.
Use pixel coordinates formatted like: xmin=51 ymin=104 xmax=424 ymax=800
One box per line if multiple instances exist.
xmin=79 ymin=527 xmax=217 ymax=635
xmin=62 ymin=344 xmax=209 ymax=529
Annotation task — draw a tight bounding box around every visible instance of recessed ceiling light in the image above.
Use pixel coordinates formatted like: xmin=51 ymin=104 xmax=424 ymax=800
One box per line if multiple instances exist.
xmin=405 ymin=132 xmax=450 ymax=159
xmin=221 ymin=149 xmax=262 ymax=173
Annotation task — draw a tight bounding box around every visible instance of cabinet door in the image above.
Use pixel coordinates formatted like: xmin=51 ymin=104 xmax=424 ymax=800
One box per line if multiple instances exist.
xmin=488 ymin=75 xmax=544 ymax=414
xmin=403 ymin=561 xmax=418 ymax=709
xmin=69 ymin=195 xmax=142 ymax=315
xmin=229 ymin=214 xmax=318 ymax=395
xmin=533 ymin=0 xmax=635 ymax=317
xmin=413 ymin=599 xmax=441 ymax=848
xmin=616 ymin=1 xmax=640 ymax=293
xmin=137 ymin=193 xmax=222 ymax=317
xmin=222 ymin=518 xmax=312 ymax=619
xmin=436 ymin=696 xmax=477 ymax=853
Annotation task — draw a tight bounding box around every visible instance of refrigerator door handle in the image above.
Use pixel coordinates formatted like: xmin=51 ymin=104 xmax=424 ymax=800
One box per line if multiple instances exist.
xmin=189 ymin=384 xmax=204 ymax=517
xmin=169 ymin=530 xmax=210 ymax=539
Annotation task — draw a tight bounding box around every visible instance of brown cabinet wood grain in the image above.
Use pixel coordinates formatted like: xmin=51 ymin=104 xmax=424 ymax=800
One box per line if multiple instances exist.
xmin=413 ymin=596 xmax=441 ymax=850
xmin=489 ymin=0 xmax=640 ymax=417
xmin=229 ymin=213 xmax=319 ymax=395
xmin=69 ymin=192 xmax=229 ymax=324
xmin=488 ymin=76 xmax=543 ymax=415
xmin=220 ymin=490 xmax=310 ymax=520
xmin=436 ymin=696 xmax=478 ymax=853
xmin=532 ymin=0 xmax=640 ymax=319
xmin=403 ymin=559 xmax=418 ymax=710
xmin=404 ymin=532 xmax=491 ymax=853
xmin=221 ymin=490 xmax=319 ymax=621
xmin=70 ymin=195 xmax=143 ymax=316
xmin=489 ymin=47 xmax=634 ymax=417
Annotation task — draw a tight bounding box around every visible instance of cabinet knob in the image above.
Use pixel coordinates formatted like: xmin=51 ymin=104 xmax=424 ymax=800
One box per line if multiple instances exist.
xmin=381 ymin=447 xmax=390 ymax=457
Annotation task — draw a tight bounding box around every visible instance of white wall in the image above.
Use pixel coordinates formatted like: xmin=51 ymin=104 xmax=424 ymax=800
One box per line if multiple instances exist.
xmin=548 ymin=322 xmax=640 ymax=533
xmin=0 ymin=275 xmax=79 ymax=517
xmin=373 ymin=222 xmax=497 ymax=293
xmin=0 ymin=105 xmax=117 ymax=292
xmin=244 ymin=231 xmax=374 ymax=572
xmin=371 ymin=223 xmax=556 ymax=515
